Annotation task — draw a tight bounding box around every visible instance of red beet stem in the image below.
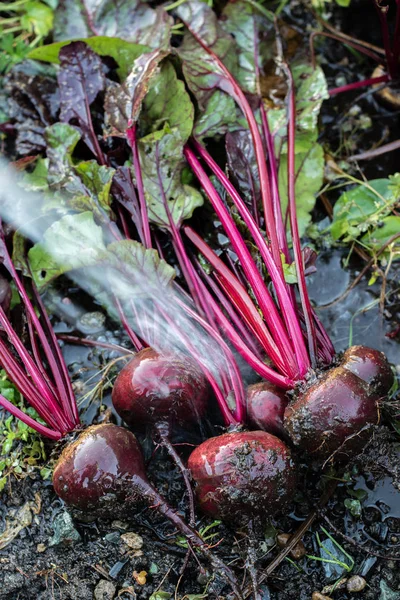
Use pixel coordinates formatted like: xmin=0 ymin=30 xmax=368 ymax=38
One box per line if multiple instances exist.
xmin=190 ymin=140 xmax=310 ymax=377
xmin=284 ymin=64 xmax=317 ymax=366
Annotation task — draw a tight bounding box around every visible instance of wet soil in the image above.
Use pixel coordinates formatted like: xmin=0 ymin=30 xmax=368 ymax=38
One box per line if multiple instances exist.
xmin=1 ymin=1 xmax=400 ymax=599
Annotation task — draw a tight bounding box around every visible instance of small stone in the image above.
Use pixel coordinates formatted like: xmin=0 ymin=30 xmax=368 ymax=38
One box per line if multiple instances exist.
xmin=347 ymin=575 xmax=367 ymax=593
xmin=121 ymin=532 xmax=143 ymax=550
xmin=276 ymin=533 xmax=306 ymax=560
xmin=109 ymin=560 xmax=128 ymax=579
xmin=94 ymin=580 xmax=116 ymax=600
xmin=49 ymin=512 xmax=81 ymax=547
xmin=36 ymin=543 xmax=46 ymax=553
xmin=132 ymin=570 xmax=147 ymax=585
xmin=312 ymin=593 xmax=332 ymax=600
xmin=111 ymin=520 xmax=129 ymax=531
xmin=78 ymin=311 xmax=106 ymax=334
xmin=104 ymin=532 xmax=120 ymax=544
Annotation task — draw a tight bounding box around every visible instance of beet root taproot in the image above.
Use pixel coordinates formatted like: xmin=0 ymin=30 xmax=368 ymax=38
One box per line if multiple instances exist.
xmin=188 ymin=430 xmax=297 ymax=521
xmin=112 ymin=347 xmax=209 ymax=430
xmin=246 ymin=382 xmax=288 ymax=438
xmin=53 ymin=423 xmax=243 ymax=598
xmin=341 ymin=345 xmax=394 ymax=397
xmin=284 ymin=365 xmax=379 ymax=460
xmin=53 ymin=423 xmax=147 ymax=511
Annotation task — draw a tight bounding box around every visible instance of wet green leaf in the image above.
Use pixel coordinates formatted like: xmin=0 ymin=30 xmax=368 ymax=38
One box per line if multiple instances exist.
xmin=139 ymin=129 xmax=203 ymax=229
xmin=361 ymin=216 xmax=400 ymax=256
xmin=268 ymin=64 xmax=328 ymax=149
xmin=140 ymin=61 xmax=194 ymax=143
xmin=20 ymin=1 xmax=54 ymax=38
xmin=278 ymin=143 xmax=325 ymax=236
xmin=136 ymin=61 xmax=201 ymax=228
xmin=105 ymin=49 xmax=169 ymax=134
xmin=221 ymin=0 xmax=274 ymax=95
xmin=176 ymin=1 xmax=242 ymax=137
xmin=45 ymin=123 xmax=81 ymax=186
xmin=28 ymin=212 xmax=107 ymax=287
xmin=53 ymin=0 xmax=172 ymax=49
xmin=344 ymin=498 xmax=362 ymax=518
xmin=28 ymin=37 xmax=150 ymax=80
xmin=106 ymin=239 xmax=175 ymax=300
xmin=20 ymin=159 xmax=49 ymax=192
xmin=331 ymin=178 xmax=397 ymax=242
xmin=149 ymin=593 xmax=172 ymax=600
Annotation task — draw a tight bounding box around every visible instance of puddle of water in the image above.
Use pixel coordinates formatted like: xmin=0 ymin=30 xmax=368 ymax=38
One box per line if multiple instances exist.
xmin=308 ymin=249 xmax=400 ymax=366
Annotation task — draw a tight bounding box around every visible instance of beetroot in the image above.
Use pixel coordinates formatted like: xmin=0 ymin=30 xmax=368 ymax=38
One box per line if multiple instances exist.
xmin=188 ymin=430 xmax=296 ymax=521
xmin=53 ymin=423 xmax=147 ymax=511
xmin=342 ymin=345 xmax=394 ymax=397
xmin=112 ymin=347 xmax=209 ymax=430
xmin=246 ymin=382 xmax=288 ymax=438
xmin=53 ymin=423 xmax=242 ymax=598
xmin=284 ymin=366 xmax=379 ymax=460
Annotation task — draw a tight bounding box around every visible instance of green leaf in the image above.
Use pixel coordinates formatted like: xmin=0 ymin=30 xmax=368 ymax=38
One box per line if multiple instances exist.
xmin=105 ymin=49 xmax=169 ymax=134
xmin=279 ymin=143 xmax=325 ymax=236
xmin=21 ymin=1 xmax=54 ymax=38
xmin=149 ymin=593 xmax=172 ymax=600
xmin=45 ymin=123 xmax=81 ymax=186
xmin=105 ymin=239 xmax=175 ymax=300
xmin=268 ymin=64 xmax=328 ymax=150
xmin=331 ymin=179 xmax=395 ymax=241
xmin=28 ymin=37 xmax=150 ymax=80
xmin=139 ymin=128 xmax=203 ymax=229
xmin=361 ymin=216 xmax=400 ymax=256
xmin=53 ymin=1 xmax=172 ymax=49
xmin=220 ymin=0 xmax=274 ymax=96
xmin=20 ymin=159 xmax=49 ymax=192
xmin=73 ymin=161 xmax=115 ymax=216
xmin=176 ymin=1 xmax=243 ymax=137
xmin=344 ymin=498 xmax=362 ymax=518
xmin=140 ymin=61 xmax=194 ymax=143
xmin=28 ymin=212 xmax=107 ymax=288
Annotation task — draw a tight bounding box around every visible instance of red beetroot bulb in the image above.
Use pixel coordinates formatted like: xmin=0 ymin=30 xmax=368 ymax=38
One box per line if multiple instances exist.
xmin=53 ymin=423 xmax=242 ymax=597
xmin=112 ymin=347 xmax=209 ymax=429
xmin=53 ymin=423 xmax=147 ymax=511
xmin=342 ymin=345 xmax=394 ymax=397
xmin=246 ymin=382 xmax=288 ymax=437
xmin=188 ymin=430 xmax=296 ymax=521
xmin=284 ymin=366 xmax=379 ymax=460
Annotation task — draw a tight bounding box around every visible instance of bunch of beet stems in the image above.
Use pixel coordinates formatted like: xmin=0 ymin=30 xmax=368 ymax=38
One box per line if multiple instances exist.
xmin=0 ymin=220 xmax=243 ymax=599
xmin=312 ymin=0 xmax=400 ymax=96
xmin=123 ymin=25 xmax=337 ymax=431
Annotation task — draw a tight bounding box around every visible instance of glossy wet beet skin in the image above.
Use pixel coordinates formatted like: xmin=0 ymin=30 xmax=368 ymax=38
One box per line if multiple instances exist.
xmin=188 ymin=430 xmax=297 ymax=521
xmin=53 ymin=423 xmax=147 ymax=511
xmin=112 ymin=348 xmax=209 ymax=429
xmin=342 ymin=345 xmax=394 ymax=397
xmin=284 ymin=366 xmax=379 ymax=460
xmin=246 ymin=382 xmax=288 ymax=437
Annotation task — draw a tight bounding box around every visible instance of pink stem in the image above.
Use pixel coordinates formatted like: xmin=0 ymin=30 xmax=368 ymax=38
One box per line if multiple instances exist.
xmin=126 ymin=122 xmax=152 ymax=249
xmin=191 ymin=140 xmax=310 ymax=377
xmin=285 ymin=66 xmax=317 ymax=367
xmin=177 ymin=20 xmax=283 ymax=271
xmin=157 ymin=304 xmax=238 ymax=426
xmin=176 ymin=297 xmax=246 ymax=423
xmin=185 ymin=147 xmax=300 ymax=378
xmin=329 ymin=74 xmax=389 ymax=96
